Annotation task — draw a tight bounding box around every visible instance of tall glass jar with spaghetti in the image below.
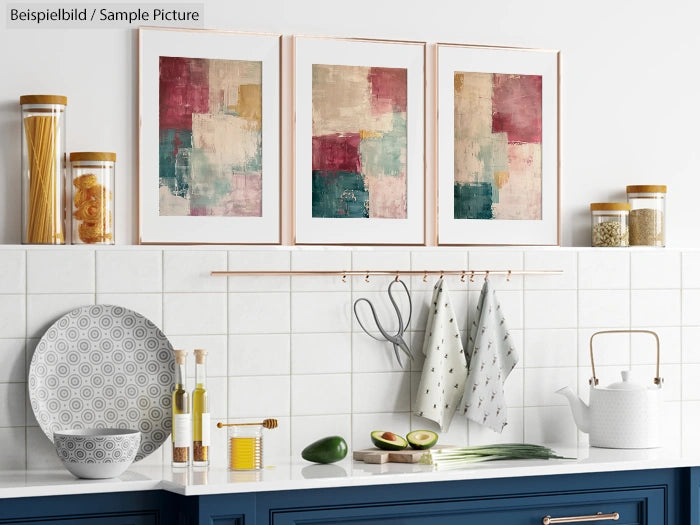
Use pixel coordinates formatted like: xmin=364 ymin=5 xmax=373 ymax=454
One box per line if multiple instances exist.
xmin=70 ymin=152 xmax=115 ymax=244
xmin=20 ymin=95 xmax=67 ymax=244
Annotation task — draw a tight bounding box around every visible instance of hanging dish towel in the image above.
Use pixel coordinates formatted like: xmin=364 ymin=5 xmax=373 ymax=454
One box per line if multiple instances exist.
xmin=463 ymin=278 xmax=519 ymax=433
xmin=414 ymin=278 xmax=468 ymax=431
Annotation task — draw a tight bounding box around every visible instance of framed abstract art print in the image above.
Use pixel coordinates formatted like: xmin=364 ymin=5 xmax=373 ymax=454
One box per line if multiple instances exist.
xmin=139 ymin=28 xmax=280 ymax=244
xmin=436 ymin=43 xmax=560 ymax=245
xmin=293 ymin=36 xmax=425 ymax=245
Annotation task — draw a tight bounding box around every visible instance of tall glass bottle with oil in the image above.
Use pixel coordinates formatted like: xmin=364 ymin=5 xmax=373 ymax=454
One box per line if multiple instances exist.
xmin=192 ymin=349 xmax=210 ymax=467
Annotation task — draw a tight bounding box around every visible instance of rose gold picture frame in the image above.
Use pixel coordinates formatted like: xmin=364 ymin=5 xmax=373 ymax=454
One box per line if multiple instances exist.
xmin=436 ymin=43 xmax=560 ymax=246
xmin=293 ymin=35 xmax=426 ymax=245
xmin=138 ymin=28 xmax=281 ymax=244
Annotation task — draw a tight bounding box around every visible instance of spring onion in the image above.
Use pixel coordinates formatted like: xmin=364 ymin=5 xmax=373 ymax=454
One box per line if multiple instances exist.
xmin=420 ymin=443 xmax=570 ymax=470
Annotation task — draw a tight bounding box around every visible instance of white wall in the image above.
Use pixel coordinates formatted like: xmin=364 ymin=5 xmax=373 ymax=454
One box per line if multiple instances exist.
xmin=1 ymin=0 xmax=698 ymax=246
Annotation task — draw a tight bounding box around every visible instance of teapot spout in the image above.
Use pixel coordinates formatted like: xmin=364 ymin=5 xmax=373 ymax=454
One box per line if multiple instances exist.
xmin=555 ymin=386 xmax=591 ymax=434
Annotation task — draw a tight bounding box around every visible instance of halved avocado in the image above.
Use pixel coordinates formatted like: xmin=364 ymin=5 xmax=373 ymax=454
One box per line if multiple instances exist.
xmin=406 ymin=430 xmax=439 ymax=450
xmin=371 ymin=430 xmax=408 ymax=451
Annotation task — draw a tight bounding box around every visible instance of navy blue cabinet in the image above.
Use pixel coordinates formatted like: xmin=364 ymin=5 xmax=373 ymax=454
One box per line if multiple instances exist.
xmin=0 ymin=490 xmax=176 ymax=524
xmin=0 ymin=468 xmax=689 ymax=524
xmin=691 ymin=467 xmax=700 ymax=524
xmin=197 ymin=468 xmax=685 ymax=525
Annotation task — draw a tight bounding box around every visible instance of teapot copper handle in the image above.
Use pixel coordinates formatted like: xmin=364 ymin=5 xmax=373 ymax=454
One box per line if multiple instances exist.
xmin=589 ymin=329 xmax=662 ymax=386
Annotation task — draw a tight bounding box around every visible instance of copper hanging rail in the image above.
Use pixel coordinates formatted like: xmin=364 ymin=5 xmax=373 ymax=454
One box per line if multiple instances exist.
xmin=211 ymin=269 xmax=562 ymax=282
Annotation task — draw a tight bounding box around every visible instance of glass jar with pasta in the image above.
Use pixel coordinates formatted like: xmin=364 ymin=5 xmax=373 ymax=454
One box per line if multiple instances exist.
xmin=70 ymin=152 xmax=115 ymax=244
xmin=20 ymin=95 xmax=67 ymax=244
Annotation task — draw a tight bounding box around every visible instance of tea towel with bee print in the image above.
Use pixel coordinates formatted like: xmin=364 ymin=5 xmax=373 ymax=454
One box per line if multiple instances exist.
xmin=414 ymin=278 xmax=468 ymax=431
xmin=463 ymin=278 xmax=519 ymax=433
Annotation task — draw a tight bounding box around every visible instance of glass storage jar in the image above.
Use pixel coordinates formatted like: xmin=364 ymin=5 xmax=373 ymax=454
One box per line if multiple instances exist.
xmin=70 ymin=152 xmax=115 ymax=244
xmin=626 ymin=185 xmax=666 ymax=247
xmin=590 ymin=202 xmax=630 ymax=247
xmin=20 ymin=95 xmax=67 ymax=244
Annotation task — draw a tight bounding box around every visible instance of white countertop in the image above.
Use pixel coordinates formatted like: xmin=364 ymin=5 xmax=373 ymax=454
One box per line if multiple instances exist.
xmin=2 ymin=446 xmax=700 ymax=499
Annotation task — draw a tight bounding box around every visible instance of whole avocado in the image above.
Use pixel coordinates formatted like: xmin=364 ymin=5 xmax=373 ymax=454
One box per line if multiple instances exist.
xmin=301 ymin=435 xmax=348 ymax=464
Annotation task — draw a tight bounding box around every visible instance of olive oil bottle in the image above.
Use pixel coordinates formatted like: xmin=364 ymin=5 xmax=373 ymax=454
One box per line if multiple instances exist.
xmin=172 ymin=349 xmax=190 ymax=467
xmin=192 ymin=349 xmax=210 ymax=467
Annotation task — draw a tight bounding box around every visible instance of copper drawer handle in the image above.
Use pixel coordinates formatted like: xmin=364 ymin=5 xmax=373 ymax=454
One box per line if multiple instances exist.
xmin=542 ymin=512 xmax=619 ymax=524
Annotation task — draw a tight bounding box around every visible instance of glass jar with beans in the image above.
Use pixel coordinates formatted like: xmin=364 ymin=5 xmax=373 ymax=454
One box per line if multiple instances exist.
xmin=590 ymin=202 xmax=630 ymax=247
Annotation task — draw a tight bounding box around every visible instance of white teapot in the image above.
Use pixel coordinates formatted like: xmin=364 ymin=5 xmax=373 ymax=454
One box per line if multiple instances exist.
xmin=556 ymin=330 xmax=663 ymax=449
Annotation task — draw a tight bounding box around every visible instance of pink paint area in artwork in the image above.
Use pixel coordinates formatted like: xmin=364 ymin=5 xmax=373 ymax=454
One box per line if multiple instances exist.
xmin=189 ymin=173 xmax=262 ymax=217
xmin=366 ymin=172 xmax=407 ymax=218
xmin=312 ymin=133 xmax=362 ymax=172
xmin=491 ymin=143 xmax=542 ymax=220
xmin=159 ymin=56 xmax=210 ymax=130
xmin=491 ymin=74 xmax=542 ymax=144
xmin=368 ymin=67 xmax=407 ymax=115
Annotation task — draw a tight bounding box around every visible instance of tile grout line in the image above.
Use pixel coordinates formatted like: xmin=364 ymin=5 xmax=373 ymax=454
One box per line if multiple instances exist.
xmin=680 ymin=251 xmax=684 ymax=451
xmin=287 ymin=250 xmax=292 ymax=456
xmin=575 ymin=251 xmax=580 ymax=449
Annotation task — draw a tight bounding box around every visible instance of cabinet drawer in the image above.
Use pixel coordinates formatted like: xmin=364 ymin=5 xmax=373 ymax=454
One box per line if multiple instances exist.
xmin=271 ymin=486 xmax=664 ymax=524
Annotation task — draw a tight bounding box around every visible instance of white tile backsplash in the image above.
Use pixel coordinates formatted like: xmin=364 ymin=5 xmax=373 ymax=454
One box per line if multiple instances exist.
xmin=229 ymin=334 xmax=290 ymax=376
xmin=0 ymin=295 xmax=25 ymax=339
xmin=631 ymin=251 xmax=681 ymax=289
xmin=228 ymin=250 xmax=290 ymax=293
xmin=291 ymin=414 xmax=352 ymax=458
xmin=524 ymin=250 xmax=577 ymax=290
xmin=682 ymin=289 xmax=700 ymax=326
xmin=8 ymin=245 xmax=700 ymax=468
xmin=26 ymin=293 xmax=92 ymax=338
xmin=164 ymin=251 xmax=227 ymax=293
xmin=524 ymin=367 xmax=577 ymax=407
xmin=96 ymin=250 xmax=162 ymax=293
xmin=291 ymin=250 xmax=351 ymax=292
xmin=228 ymin=376 xmax=291 ymax=418
xmin=0 ymin=339 xmax=25 ymax=382
xmin=96 ymin=293 xmax=163 ymax=328
xmin=631 ymin=289 xmax=680 ymax=326
xmin=291 ymin=292 xmax=351 ymax=333
xmin=524 ymin=290 xmax=577 ymax=329
xmin=291 ymin=374 xmax=351 ymax=415
xmin=682 ymin=326 xmax=700 ymax=363
xmin=0 ymin=251 xmax=25 ymax=294
xmin=578 ymin=289 xmax=630 ymax=328
xmin=291 ymin=333 xmax=351 ymax=374
xmin=164 ymin=293 xmax=227 ymax=335
xmin=352 ymin=372 xmax=411 ymax=413
xmin=228 ymin=292 xmax=290 ymax=334
xmin=0 ymin=428 xmax=25 ymax=469
xmin=682 ymin=251 xmax=700 ymax=289
xmin=27 ymin=249 xmax=94 ymax=294
xmin=0 ymin=383 xmax=25 ymax=426
xmin=168 ymin=335 xmax=227 ymax=377
xmin=578 ymin=250 xmax=630 ymax=290
xmin=523 ymin=329 xmax=577 ymax=368
xmin=467 ymin=250 xmax=524 ymax=290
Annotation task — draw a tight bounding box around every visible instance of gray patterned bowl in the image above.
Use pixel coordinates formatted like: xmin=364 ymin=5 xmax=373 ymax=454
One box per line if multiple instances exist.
xmin=54 ymin=428 xmax=141 ymax=479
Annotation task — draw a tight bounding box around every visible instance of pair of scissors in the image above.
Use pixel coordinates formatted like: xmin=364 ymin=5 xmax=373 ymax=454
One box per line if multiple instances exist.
xmin=353 ymin=279 xmax=413 ymax=368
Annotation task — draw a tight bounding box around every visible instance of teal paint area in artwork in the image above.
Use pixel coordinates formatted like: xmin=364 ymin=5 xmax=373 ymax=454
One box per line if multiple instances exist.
xmin=159 ymin=129 xmax=192 ymax=199
xmin=358 ymin=114 xmax=406 ymax=178
xmin=312 ymin=171 xmax=369 ymax=218
xmin=454 ymin=182 xmax=493 ymax=219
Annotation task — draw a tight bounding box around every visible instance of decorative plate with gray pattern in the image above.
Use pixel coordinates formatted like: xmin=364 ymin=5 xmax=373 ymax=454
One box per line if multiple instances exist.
xmin=28 ymin=305 xmax=175 ymax=461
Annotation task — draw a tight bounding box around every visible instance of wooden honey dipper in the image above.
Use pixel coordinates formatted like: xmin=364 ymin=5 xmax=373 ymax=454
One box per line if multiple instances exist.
xmin=217 ymin=419 xmax=278 ymax=429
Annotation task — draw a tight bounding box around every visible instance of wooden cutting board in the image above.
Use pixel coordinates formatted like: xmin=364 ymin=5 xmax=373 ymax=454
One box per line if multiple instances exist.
xmin=353 ymin=448 xmax=431 ymax=464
